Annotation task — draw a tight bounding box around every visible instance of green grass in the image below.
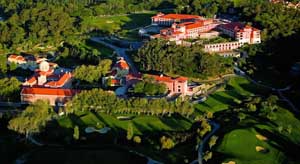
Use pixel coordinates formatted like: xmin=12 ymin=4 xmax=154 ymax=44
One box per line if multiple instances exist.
xmin=58 ymin=112 xmax=192 ymax=135
xmin=215 ymin=104 xmax=300 ymax=164
xmin=217 ymin=128 xmax=286 ymax=164
xmin=195 ymin=76 xmax=269 ymax=113
xmin=84 ymin=40 xmax=114 ymax=58
xmin=82 ymin=12 xmax=155 ymax=40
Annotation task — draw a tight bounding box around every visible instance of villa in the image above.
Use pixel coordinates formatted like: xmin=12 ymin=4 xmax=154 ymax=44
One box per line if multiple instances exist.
xmin=148 ymin=74 xmax=189 ymax=96
xmin=23 ymin=61 xmax=72 ymax=88
xmin=102 ymin=57 xmax=130 ymax=87
xmin=7 ymin=54 xmax=53 ymax=71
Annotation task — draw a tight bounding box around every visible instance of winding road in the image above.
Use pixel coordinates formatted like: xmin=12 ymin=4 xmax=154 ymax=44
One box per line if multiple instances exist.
xmin=90 ymin=37 xmax=139 ymax=74
xmin=190 ymin=121 xmax=220 ymax=164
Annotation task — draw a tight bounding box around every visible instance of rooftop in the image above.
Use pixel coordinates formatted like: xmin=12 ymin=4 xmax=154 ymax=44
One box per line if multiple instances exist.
xmin=152 ymin=13 xmax=202 ymax=20
xmin=21 ymin=87 xmax=79 ymax=96
xmin=148 ymin=74 xmax=188 ymax=83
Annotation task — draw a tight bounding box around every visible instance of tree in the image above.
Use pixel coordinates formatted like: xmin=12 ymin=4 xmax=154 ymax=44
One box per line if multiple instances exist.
xmin=208 ymin=135 xmax=218 ymax=149
xmin=203 ymin=151 xmax=213 ymax=162
xmin=206 ymin=112 xmax=214 ymax=119
xmin=73 ymin=59 xmax=112 ymax=84
xmin=73 ymin=125 xmax=80 ymax=140
xmin=199 ymin=120 xmax=211 ymax=137
xmin=160 ymin=136 xmax=175 ymax=150
xmin=8 ymin=100 xmax=53 ymax=138
xmin=134 ymin=39 xmax=233 ymax=79
xmin=238 ymin=112 xmax=246 ymax=122
xmin=133 ymin=136 xmax=142 ymax=144
xmin=0 ymin=55 xmax=8 ymax=76
xmin=132 ymin=78 xmax=167 ymax=96
xmin=126 ymin=122 xmax=134 ymax=140
xmin=0 ymin=77 xmax=21 ymax=101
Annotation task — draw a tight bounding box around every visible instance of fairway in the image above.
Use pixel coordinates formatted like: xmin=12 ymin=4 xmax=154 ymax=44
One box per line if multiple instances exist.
xmin=215 ymin=105 xmax=300 ymax=164
xmin=82 ymin=12 xmax=155 ymax=40
xmin=196 ymin=76 xmax=269 ymax=113
xmin=217 ymin=128 xmax=285 ymax=164
xmin=58 ymin=112 xmax=192 ymax=135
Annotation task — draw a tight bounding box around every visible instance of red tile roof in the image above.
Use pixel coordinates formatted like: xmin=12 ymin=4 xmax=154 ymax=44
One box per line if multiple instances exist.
xmin=148 ymin=75 xmax=188 ymax=83
xmin=153 ymin=14 xmax=202 ymax=20
xmin=220 ymin=22 xmax=260 ymax=33
xmin=8 ymin=54 xmax=18 ymax=59
xmin=27 ymin=77 xmax=37 ymax=84
xmin=185 ymin=22 xmax=203 ymax=30
xmin=111 ymin=79 xmax=120 ymax=84
xmin=45 ymin=73 xmax=72 ymax=88
xmin=16 ymin=56 xmax=26 ymax=61
xmin=176 ymin=77 xmax=188 ymax=82
xmin=21 ymin=87 xmax=79 ymax=96
xmin=220 ymin=22 xmax=244 ymax=31
xmin=115 ymin=59 xmax=129 ymax=70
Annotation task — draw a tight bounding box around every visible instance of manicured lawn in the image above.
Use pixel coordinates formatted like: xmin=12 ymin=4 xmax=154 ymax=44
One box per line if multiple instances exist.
xmin=85 ymin=40 xmax=114 ymax=58
xmin=195 ymin=76 xmax=269 ymax=113
xmin=58 ymin=112 xmax=192 ymax=135
xmin=82 ymin=12 xmax=155 ymax=40
xmin=217 ymin=128 xmax=286 ymax=164
xmin=214 ymin=105 xmax=300 ymax=164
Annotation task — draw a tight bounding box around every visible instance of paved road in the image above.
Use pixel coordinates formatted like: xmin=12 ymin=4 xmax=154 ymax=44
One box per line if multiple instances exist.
xmin=190 ymin=121 xmax=220 ymax=164
xmin=90 ymin=37 xmax=139 ymax=74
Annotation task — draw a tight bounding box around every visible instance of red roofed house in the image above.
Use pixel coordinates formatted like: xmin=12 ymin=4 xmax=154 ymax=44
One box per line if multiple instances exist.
xmin=21 ymin=87 xmax=79 ymax=106
xmin=102 ymin=58 xmax=130 ymax=87
xmin=7 ymin=54 xmax=50 ymax=70
xmin=112 ymin=57 xmax=130 ymax=77
xmin=218 ymin=22 xmax=261 ymax=44
xmin=148 ymin=74 xmax=188 ymax=96
xmin=151 ymin=13 xmax=203 ymax=26
xmin=7 ymin=55 xmax=27 ymax=69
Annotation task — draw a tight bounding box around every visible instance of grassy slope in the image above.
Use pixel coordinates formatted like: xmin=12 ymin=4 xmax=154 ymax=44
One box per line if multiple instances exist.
xmin=58 ymin=112 xmax=192 ymax=135
xmin=82 ymin=12 xmax=155 ymax=40
xmin=193 ymin=76 xmax=300 ymax=163
xmin=217 ymin=128 xmax=286 ymax=164
xmin=195 ymin=76 xmax=268 ymax=113
xmin=214 ymin=104 xmax=300 ymax=164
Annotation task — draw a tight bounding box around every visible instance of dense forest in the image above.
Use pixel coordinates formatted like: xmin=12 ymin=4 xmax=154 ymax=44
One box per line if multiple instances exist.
xmin=1 ymin=0 xmax=300 ymax=51
xmin=133 ymin=39 xmax=233 ymax=78
xmin=0 ymin=0 xmax=172 ymax=52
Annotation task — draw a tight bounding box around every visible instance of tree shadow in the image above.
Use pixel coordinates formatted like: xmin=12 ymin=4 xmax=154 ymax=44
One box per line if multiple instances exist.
xmin=254 ymin=127 xmax=300 ymax=162
xmin=211 ymin=94 xmax=235 ymax=105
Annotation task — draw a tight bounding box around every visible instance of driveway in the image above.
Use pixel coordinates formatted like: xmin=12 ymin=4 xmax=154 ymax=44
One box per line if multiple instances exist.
xmin=90 ymin=37 xmax=139 ymax=74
